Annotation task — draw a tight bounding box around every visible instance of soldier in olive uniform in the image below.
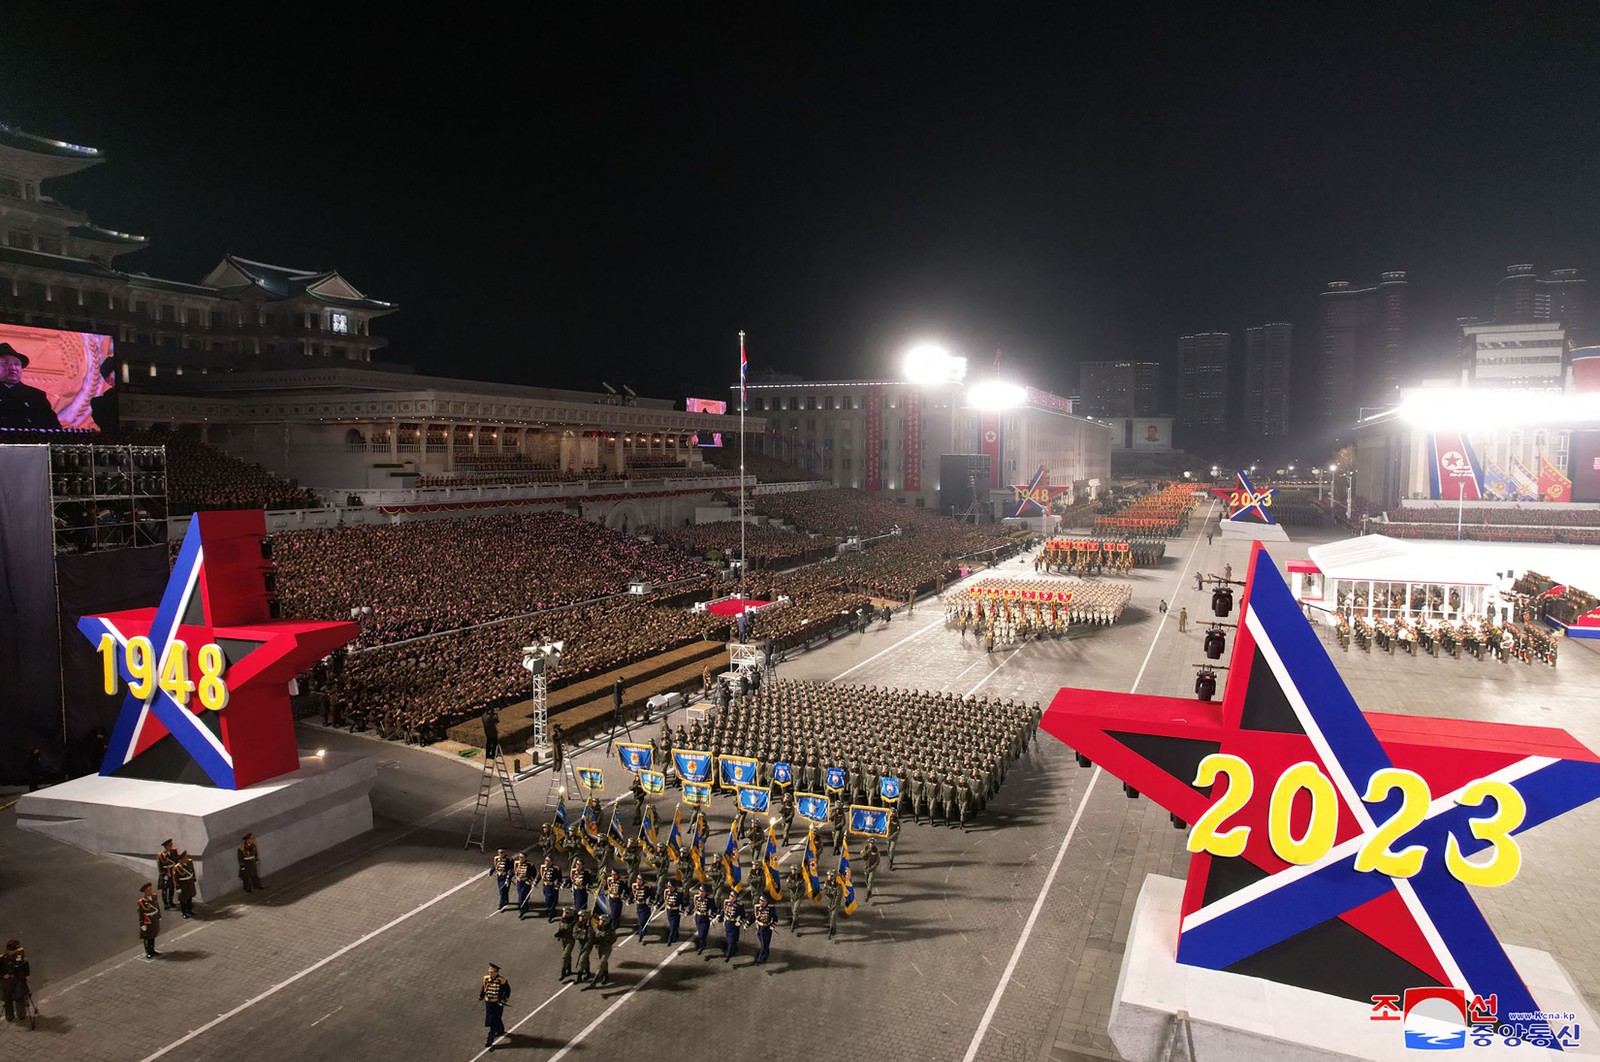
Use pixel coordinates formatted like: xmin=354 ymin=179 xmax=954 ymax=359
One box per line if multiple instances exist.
xmin=629 ymin=775 xmax=647 ymax=825
xmin=138 ymin=882 xmax=161 ymax=958
xmin=885 ymin=811 xmax=901 ymax=870
xmin=588 ymin=911 xmax=617 ymax=988
xmin=173 ymin=851 xmax=197 ymax=918
xmin=822 ymin=873 xmax=842 ymax=940
xmin=778 ymin=789 xmax=797 ymax=847
xmin=555 ymin=908 xmax=580 ymax=980
xmin=861 ymin=840 xmax=880 ymax=900
xmin=785 ymin=866 xmax=805 ymax=933
xmin=574 ymin=909 xmax=597 ymax=982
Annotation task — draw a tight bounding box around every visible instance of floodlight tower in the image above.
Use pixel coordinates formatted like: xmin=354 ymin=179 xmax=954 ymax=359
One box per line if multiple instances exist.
xmin=521 ymin=641 xmax=564 ymax=753
xmin=903 ymin=342 xmax=968 ymax=458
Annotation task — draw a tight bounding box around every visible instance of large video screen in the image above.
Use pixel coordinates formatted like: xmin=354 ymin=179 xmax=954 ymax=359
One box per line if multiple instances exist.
xmin=686 ymin=397 xmax=728 ymax=415
xmin=1570 ymin=430 xmax=1600 ymax=503
xmin=693 ymin=431 xmax=723 ymax=448
xmin=0 ymin=322 xmax=117 ymax=433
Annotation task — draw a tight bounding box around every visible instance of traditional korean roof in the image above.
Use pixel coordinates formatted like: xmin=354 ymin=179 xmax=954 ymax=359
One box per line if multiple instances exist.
xmin=201 ymin=254 xmax=395 ymax=311
xmin=0 ymin=121 xmax=102 ymax=161
xmin=68 ymin=223 xmax=149 ymax=248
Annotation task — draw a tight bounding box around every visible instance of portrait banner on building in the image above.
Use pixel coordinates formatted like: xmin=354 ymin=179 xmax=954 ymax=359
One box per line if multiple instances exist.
xmin=865 ymin=384 xmax=884 ymax=491
xmin=903 ymin=389 xmax=922 ymax=491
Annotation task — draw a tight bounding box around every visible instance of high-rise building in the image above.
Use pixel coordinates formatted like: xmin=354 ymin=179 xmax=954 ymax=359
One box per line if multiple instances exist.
xmin=1315 ymin=272 xmax=1408 ymax=438
xmin=1243 ymin=323 xmax=1292 ymax=437
xmin=1176 ymin=332 xmax=1230 ymax=441
xmin=1494 ymin=264 xmax=1585 ymax=344
xmin=1077 ymin=361 xmax=1161 ymax=418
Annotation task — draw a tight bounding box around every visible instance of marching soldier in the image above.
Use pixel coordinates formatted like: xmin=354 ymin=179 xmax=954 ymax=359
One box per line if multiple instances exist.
xmin=574 ymin=909 xmax=597 ymax=982
xmin=537 ymin=823 xmax=554 ymax=859
xmin=778 ymin=789 xmax=796 ymax=847
xmin=490 ymin=848 xmax=512 ymax=910
xmin=691 ymin=881 xmax=714 ymax=954
xmin=569 ymin=858 xmax=592 ymax=915
xmin=588 ymin=910 xmax=617 ymax=988
xmin=629 ymin=774 xmax=647 ymax=826
xmin=956 ymin=778 xmax=972 ymax=831
xmin=861 ymin=840 xmax=880 ymax=900
xmin=828 ymin=802 xmax=846 ymax=856
xmin=661 ymin=877 xmax=685 ymax=944
xmin=752 ymin=895 xmax=776 ymax=965
xmin=885 ymin=812 xmax=901 ymax=870
xmin=512 ymin=852 xmax=533 ymax=919
xmin=785 ymin=865 xmax=805 ymax=933
xmin=478 ymin=963 xmax=510 ymax=1050
xmin=157 ymin=839 xmax=179 ymax=910
xmin=822 ymin=872 xmax=842 ymax=941
xmin=538 ymin=854 xmax=561 ymax=920
xmin=653 ymin=843 xmax=674 ymax=900
xmin=603 ymin=870 xmax=626 ymax=931
xmin=720 ymin=891 xmax=751 ymax=963
xmin=630 ymin=873 xmax=655 ymax=944
xmin=237 ymin=832 xmax=264 ymax=892
xmin=173 ymin=851 xmax=197 ymax=918
xmin=138 ymin=882 xmax=161 ymax=959
xmin=555 ymin=908 xmax=580 ymax=981
xmin=622 ymin=838 xmax=642 ymax=880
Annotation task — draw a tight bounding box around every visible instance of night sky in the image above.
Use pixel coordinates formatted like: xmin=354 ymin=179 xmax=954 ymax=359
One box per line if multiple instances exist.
xmin=4 ymin=5 xmax=1598 ymax=440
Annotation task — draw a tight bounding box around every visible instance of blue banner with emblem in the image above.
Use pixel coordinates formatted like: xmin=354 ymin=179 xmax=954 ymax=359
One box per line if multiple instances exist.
xmin=796 ymin=792 xmax=829 ymax=823
xmin=879 ymin=776 xmax=902 ymax=801
xmin=673 ymin=749 xmax=712 ymax=784
xmin=639 ymin=768 xmax=665 ymax=795
xmin=617 ymin=742 xmax=652 ymax=773
xmin=824 ymin=766 xmax=847 ymax=791
xmin=577 ymin=767 xmax=604 ymax=793
xmin=850 ymin=804 xmax=891 ymax=837
xmin=736 ymin=785 xmax=771 ymax=813
xmin=719 ymin=754 xmax=759 ymax=789
xmin=682 ymin=781 xmax=712 ymax=807
xmin=772 ymin=761 xmax=793 ymax=786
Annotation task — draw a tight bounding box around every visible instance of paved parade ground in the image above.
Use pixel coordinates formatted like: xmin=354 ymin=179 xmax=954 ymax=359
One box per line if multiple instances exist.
xmin=5 ymin=510 xmax=1600 ymax=1062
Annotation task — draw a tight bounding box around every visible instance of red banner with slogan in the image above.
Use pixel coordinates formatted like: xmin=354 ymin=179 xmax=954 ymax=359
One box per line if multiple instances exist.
xmin=865 ymin=384 xmax=883 ymax=492
xmin=902 ymin=390 xmax=922 ymax=491
xmin=980 ymin=412 xmax=1002 ymax=489
xmin=1539 ymin=454 xmax=1572 ymax=503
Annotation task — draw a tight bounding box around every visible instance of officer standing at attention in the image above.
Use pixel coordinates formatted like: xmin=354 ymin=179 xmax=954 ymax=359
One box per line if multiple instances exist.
xmin=512 ymin=852 xmax=533 ymax=919
xmin=173 ymin=851 xmax=198 ymax=918
xmin=721 ymin=891 xmax=750 ymax=963
xmin=1178 ymin=607 xmax=1189 ymax=634
xmin=589 ymin=911 xmax=617 ymax=988
xmin=661 ymin=877 xmax=684 ymax=944
xmin=691 ymin=881 xmax=714 ymax=954
xmin=157 ymin=839 xmax=179 ymax=910
xmin=630 ymin=873 xmax=655 ymax=944
xmin=752 ymin=895 xmax=776 ymax=965
xmin=238 ymin=832 xmax=264 ymax=892
xmin=555 ymin=908 xmax=580 ymax=981
xmin=490 ymin=848 xmax=512 ymax=910
xmin=538 ymin=854 xmax=561 ymax=920
xmin=138 ymin=882 xmax=161 ymax=959
xmin=478 ymin=962 xmax=510 ymax=1050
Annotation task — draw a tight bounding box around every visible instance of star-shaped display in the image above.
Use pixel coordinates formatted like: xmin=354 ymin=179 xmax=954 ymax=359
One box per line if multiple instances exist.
xmin=1006 ymin=464 xmax=1072 ymax=518
xmin=1210 ymin=468 xmax=1278 ymax=523
xmin=1043 ymin=542 xmax=1600 ymax=1021
xmin=78 ymin=510 xmax=356 ymax=790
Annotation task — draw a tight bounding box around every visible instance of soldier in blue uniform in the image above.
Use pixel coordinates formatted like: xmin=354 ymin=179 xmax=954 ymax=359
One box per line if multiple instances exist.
xmin=660 ymin=878 xmax=684 ymax=944
xmin=720 ymin=892 xmax=752 ymax=963
xmin=478 ymin=962 xmax=510 ymax=1050
xmin=490 ymin=848 xmax=512 ymax=910
xmin=752 ymin=895 xmax=777 ymax=965
xmin=603 ymin=870 xmax=626 ymax=931
xmin=512 ymin=852 xmax=533 ymax=919
xmin=630 ymin=873 xmax=655 ymax=944
xmin=691 ymin=882 xmax=714 ymax=954
xmin=538 ymin=855 xmax=561 ymax=920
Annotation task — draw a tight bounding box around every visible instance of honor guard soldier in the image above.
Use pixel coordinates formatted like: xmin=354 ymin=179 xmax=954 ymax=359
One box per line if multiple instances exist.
xmin=603 ymin=870 xmax=626 ymax=931
xmin=238 ymin=833 xmax=264 ymax=892
xmin=555 ymin=909 xmax=580 ymax=981
xmin=720 ymin=892 xmax=751 ymax=963
xmin=537 ymin=823 xmax=554 ymax=858
xmin=861 ymin=840 xmax=880 ymax=900
xmin=478 ymin=963 xmax=510 ymax=1050
xmin=490 ymin=848 xmax=512 ymax=910
xmin=622 ymin=838 xmax=642 ymax=880
xmin=778 ymin=789 xmax=797 ymax=847
xmin=157 ymin=839 xmax=179 ymax=910
xmin=588 ymin=911 xmax=617 ymax=988
xmin=785 ymin=866 xmax=804 ymax=933
xmin=137 ymin=882 xmax=161 ymax=959
xmin=653 ymin=843 xmax=673 ymax=899
xmin=538 ymin=855 xmax=561 ymax=920
xmin=173 ymin=852 xmax=197 ymax=918
xmin=569 ymin=859 xmax=592 ymax=915
xmin=512 ymin=852 xmax=533 ymax=919
xmin=630 ymin=873 xmax=655 ymax=944
xmin=574 ymin=909 xmax=597 ymax=982
xmin=661 ymin=878 xmax=684 ymax=944
xmin=753 ymin=895 xmax=776 ymax=965
xmin=822 ymin=873 xmax=842 ymax=940
xmin=691 ymin=882 xmax=714 ymax=954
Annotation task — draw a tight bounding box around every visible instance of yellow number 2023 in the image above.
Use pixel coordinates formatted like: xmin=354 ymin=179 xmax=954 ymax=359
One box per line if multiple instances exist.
xmin=1444 ymin=779 xmax=1526 ymax=887
xmin=1187 ymin=754 xmax=1254 ymax=858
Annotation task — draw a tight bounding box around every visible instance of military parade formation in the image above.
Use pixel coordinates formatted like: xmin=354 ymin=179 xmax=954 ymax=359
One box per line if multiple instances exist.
xmin=1338 ymin=612 xmax=1559 ymax=665
xmin=945 ymin=578 xmax=1135 ymax=646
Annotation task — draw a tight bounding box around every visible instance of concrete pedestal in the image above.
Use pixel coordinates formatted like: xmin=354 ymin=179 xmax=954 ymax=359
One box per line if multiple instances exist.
xmin=16 ymin=751 xmax=375 ymax=900
xmin=1111 ymin=875 xmax=1596 ymax=1061
xmin=1220 ymin=520 xmax=1290 ymax=542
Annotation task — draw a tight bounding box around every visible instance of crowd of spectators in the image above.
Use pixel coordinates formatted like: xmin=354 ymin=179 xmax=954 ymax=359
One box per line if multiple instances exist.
xmin=109 ymin=429 xmax=321 ymax=514
xmin=753 ymin=487 xmax=958 ymax=537
xmin=274 ymin=511 xmax=713 ymax=644
xmin=701 ymin=445 xmax=823 ymax=483
xmin=1390 ymin=504 xmax=1600 ymax=527
xmin=657 ymin=521 xmax=826 ymax=567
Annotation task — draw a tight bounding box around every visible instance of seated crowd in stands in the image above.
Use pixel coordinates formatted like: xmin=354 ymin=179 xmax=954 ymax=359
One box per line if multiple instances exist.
xmin=701 ymin=443 xmax=824 ymax=483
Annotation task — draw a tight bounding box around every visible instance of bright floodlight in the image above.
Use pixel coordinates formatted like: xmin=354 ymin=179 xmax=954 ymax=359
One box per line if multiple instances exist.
xmin=1399 ymin=388 xmax=1600 ymax=428
xmin=967 ymin=380 xmax=1027 ymax=409
xmin=903 ymin=343 xmax=967 ymax=384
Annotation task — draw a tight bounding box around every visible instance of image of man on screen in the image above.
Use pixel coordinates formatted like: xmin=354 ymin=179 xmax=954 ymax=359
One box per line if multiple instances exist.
xmin=0 ymin=344 xmax=61 ymax=430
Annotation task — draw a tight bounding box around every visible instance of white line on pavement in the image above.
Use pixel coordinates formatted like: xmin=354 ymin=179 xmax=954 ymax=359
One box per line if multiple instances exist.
xmin=828 ymin=615 xmax=944 ymax=682
xmin=962 ymin=647 xmax=1022 ymax=698
xmin=958 ymin=504 xmax=1214 ymax=1062
xmin=465 ymin=981 xmax=575 ymax=1062
xmin=545 ymin=942 xmax=694 ymax=1062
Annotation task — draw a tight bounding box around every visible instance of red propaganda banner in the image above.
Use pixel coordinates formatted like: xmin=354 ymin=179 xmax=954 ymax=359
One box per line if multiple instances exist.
xmin=903 ymin=390 xmax=922 ymax=491
xmin=980 ymin=412 xmax=1002 ymax=489
xmin=1539 ymin=454 xmax=1572 ymax=503
xmin=1427 ymin=430 xmax=1484 ymax=501
xmin=865 ymin=384 xmax=884 ymax=492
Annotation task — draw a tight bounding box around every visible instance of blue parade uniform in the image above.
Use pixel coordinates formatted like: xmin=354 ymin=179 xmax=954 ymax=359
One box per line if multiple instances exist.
xmin=631 ymin=878 xmax=655 ymax=943
xmin=753 ymin=898 xmax=776 ymax=964
xmin=721 ymin=894 xmax=750 ymax=962
xmin=692 ymin=886 xmax=713 ymax=953
xmin=490 ymin=851 xmax=511 ymax=909
xmin=662 ymin=881 xmax=684 ymax=944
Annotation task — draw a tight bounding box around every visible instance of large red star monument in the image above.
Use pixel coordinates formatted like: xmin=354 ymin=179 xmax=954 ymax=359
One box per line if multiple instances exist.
xmin=78 ymin=510 xmax=357 ymax=790
xmin=1042 ymin=541 xmax=1600 ymax=1027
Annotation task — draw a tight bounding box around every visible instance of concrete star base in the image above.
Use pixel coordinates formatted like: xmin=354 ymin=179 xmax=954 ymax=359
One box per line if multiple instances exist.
xmin=1219 ymin=520 xmax=1290 ymax=542
xmin=1110 ymin=875 xmax=1596 ymax=1061
xmin=16 ymin=751 xmax=375 ymax=901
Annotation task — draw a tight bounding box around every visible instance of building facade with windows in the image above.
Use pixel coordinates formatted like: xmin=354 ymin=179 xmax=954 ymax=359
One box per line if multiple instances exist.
xmin=1176 ymin=332 xmax=1230 ymax=444
xmin=1243 ymin=323 xmax=1292 ymax=438
xmin=740 ymin=378 xmax=1111 ymax=512
xmin=1077 ymin=360 xmax=1161 ymax=418
xmin=1316 ymin=272 xmax=1409 ymax=441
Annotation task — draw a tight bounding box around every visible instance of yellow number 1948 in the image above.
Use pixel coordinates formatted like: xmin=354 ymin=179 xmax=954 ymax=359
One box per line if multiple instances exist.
xmin=98 ymin=634 xmax=230 ymax=711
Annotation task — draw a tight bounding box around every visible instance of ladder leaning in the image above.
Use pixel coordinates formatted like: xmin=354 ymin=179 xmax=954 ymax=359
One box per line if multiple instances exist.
xmin=465 ymin=751 xmax=530 ymax=851
xmin=544 ymin=756 xmax=580 ymax=811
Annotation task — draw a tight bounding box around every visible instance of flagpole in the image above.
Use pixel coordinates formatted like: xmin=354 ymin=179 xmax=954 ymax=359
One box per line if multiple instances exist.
xmin=739 ymin=330 xmax=747 ymax=600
